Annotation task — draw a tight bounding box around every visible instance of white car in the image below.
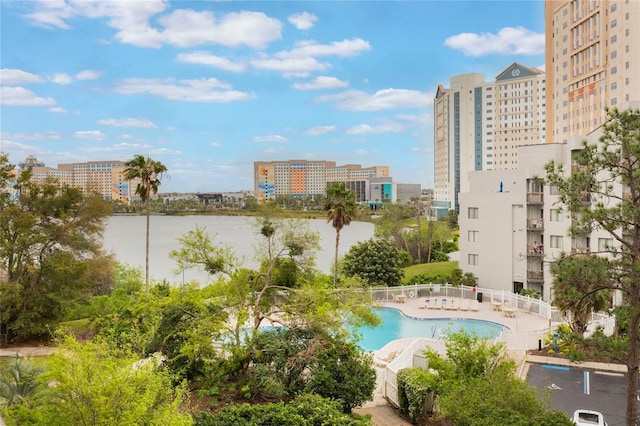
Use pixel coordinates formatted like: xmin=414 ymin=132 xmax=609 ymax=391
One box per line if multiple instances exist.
xmin=572 ymin=410 xmax=607 ymax=426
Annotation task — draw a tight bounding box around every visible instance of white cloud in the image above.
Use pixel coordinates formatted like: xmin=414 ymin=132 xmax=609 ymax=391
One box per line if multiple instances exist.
xmin=209 ymin=142 xmax=221 ymax=148
xmin=278 ymin=38 xmax=371 ymax=59
xmin=24 ymin=2 xmax=283 ymax=50
xmin=1 ymin=131 xmax=61 ymax=141
xmin=48 ymin=107 xmax=67 ymax=113
xmin=0 ymin=87 xmax=56 ymax=106
xmin=49 ymin=73 xmax=73 ymax=85
xmin=75 ymin=70 xmax=102 ymax=80
xmin=74 ymin=130 xmax=107 ymax=141
xmin=158 ymin=9 xmax=282 ymax=49
xmin=411 ymin=147 xmax=432 ymax=153
xmin=253 ymin=134 xmax=288 ymax=143
xmin=80 ymin=142 xmax=151 ymax=152
xmin=251 ymin=56 xmax=328 ymax=77
xmin=346 ymin=123 xmax=404 ymax=135
xmin=114 ymin=77 xmax=253 ymax=103
xmin=263 ymin=147 xmax=284 ymax=154
xmin=0 ymin=68 xmax=44 ymax=84
xmin=355 ymin=149 xmax=368 ymax=155
xmin=288 ymin=12 xmax=317 ymax=30
xmin=305 ymin=125 xmax=336 ymax=136
xmin=293 ymin=76 xmax=348 ymax=90
xmin=445 ymin=26 xmax=544 ymax=57
xmin=316 ymin=89 xmax=432 ymax=111
xmin=177 ymin=51 xmax=246 ymax=72
xmin=98 ymin=118 xmax=157 ymax=128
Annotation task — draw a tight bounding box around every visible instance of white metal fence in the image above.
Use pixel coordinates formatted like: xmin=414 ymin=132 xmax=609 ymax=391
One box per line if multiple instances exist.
xmin=368 ymin=283 xmax=554 ymax=319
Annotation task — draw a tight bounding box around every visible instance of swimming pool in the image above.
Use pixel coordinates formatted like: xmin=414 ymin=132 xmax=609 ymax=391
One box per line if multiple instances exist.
xmin=356 ymin=307 xmax=508 ymax=351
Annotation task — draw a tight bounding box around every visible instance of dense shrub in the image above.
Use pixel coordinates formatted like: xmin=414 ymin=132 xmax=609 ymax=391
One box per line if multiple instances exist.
xmin=194 ymin=394 xmax=372 ymax=426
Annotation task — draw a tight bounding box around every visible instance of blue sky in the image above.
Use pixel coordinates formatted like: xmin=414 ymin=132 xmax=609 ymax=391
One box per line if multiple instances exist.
xmin=0 ymin=0 xmax=546 ymax=193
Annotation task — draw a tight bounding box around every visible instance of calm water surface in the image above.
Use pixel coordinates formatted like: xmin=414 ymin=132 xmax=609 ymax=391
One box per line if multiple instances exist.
xmin=102 ymin=215 xmax=374 ymax=285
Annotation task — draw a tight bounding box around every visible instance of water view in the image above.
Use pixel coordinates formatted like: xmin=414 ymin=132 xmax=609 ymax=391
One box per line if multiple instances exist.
xmin=102 ymin=215 xmax=375 ymax=285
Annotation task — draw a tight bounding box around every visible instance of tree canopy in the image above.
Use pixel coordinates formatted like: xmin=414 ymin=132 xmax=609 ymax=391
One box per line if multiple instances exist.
xmin=545 ymin=107 xmax=640 ymax=426
xmin=341 ymin=238 xmax=409 ymax=286
xmin=324 ymin=183 xmax=357 ymax=285
xmin=0 ymin=157 xmax=113 ymax=342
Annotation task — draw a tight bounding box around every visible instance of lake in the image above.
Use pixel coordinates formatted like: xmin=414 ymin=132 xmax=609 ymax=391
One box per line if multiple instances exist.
xmin=102 ymin=215 xmax=374 ymax=285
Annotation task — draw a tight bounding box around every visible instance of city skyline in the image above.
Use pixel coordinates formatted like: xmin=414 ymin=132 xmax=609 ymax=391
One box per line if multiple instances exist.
xmin=1 ymin=1 xmax=545 ymax=193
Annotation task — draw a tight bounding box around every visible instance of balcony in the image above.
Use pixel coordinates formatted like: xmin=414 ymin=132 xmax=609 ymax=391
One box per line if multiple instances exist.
xmin=527 ymin=270 xmax=544 ymax=282
xmin=527 ymin=243 xmax=544 ymax=256
xmin=526 ymin=192 xmax=543 ymax=204
xmin=571 ymin=246 xmax=591 ymax=254
xmin=571 ymin=164 xmax=587 ymax=174
xmin=527 ymin=218 xmax=544 ymax=231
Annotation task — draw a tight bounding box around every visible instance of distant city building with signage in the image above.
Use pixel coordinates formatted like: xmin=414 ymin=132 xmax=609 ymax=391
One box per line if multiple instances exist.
xmin=253 ymin=160 xmax=420 ymax=203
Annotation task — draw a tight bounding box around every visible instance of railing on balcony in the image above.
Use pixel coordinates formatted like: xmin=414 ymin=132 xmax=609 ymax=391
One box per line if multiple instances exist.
xmin=527 ymin=243 xmax=544 ymax=256
xmin=527 ymin=218 xmax=544 ymax=230
xmin=571 ymin=164 xmax=587 ymax=173
xmin=526 ymin=192 xmax=543 ymax=204
xmin=527 ymin=270 xmax=544 ymax=281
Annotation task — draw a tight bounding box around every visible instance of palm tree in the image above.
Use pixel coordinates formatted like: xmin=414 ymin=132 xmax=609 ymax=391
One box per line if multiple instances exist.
xmin=324 ymin=182 xmax=357 ymax=286
xmin=123 ymin=155 xmax=168 ymax=291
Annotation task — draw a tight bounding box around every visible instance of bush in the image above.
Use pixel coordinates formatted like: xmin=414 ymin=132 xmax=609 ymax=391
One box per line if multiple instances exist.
xmin=397 ymin=368 xmax=438 ymax=424
xmin=194 ymin=394 xmax=372 ymax=426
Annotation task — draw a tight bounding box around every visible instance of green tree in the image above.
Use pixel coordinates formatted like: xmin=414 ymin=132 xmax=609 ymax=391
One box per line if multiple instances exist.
xmin=341 ymin=238 xmax=408 ymax=286
xmin=0 ymin=165 xmax=113 ymax=342
xmin=18 ymin=334 xmax=193 ymax=426
xmin=123 ymin=155 xmax=168 ymax=292
xmin=545 ymin=107 xmax=640 ymax=426
xmin=324 ymin=183 xmax=357 ymax=286
xmin=194 ymin=394 xmax=372 ymax=426
xmin=251 ymin=329 xmax=376 ymax=413
xmin=169 ymin=225 xmax=238 ymax=279
xmin=422 ymin=332 xmax=572 ymax=426
xmin=0 ymin=357 xmax=44 ymax=408
xmin=551 ymin=254 xmax=613 ymax=334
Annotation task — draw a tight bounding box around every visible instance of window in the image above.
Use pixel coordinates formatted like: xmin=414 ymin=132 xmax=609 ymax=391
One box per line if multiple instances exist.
xmin=468 ymin=254 xmax=479 ymax=266
xmin=598 ymin=238 xmax=614 ymax=251
xmin=468 ymin=230 xmax=479 ymax=242
xmin=550 ymin=235 xmax=564 ymax=249
xmin=549 ymin=184 xmax=559 ymax=195
xmin=468 ymin=207 xmax=479 ymax=219
xmin=550 ymin=209 xmax=564 ymax=222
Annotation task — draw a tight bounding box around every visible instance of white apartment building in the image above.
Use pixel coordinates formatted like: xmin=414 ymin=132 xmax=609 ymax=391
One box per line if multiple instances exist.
xmin=459 ymin=135 xmax=630 ymax=302
xmin=433 ymin=63 xmax=546 ymax=217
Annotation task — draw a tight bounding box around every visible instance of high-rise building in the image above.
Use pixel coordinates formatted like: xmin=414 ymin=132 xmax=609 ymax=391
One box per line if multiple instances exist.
xmin=545 ymin=0 xmax=640 ymax=144
xmin=16 ymin=157 xmax=138 ymax=203
xmin=457 ymin=0 xmax=640 ymax=300
xmin=433 ymin=63 xmax=546 ymax=216
xmin=253 ymin=160 xmax=390 ymax=202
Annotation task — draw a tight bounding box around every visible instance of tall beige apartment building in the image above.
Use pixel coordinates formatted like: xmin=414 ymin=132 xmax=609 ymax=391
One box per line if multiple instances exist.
xmin=254 ymin=160 xmax=390 ymax=202
xmin=433 ymin=63 xmax=546 ymax=216
xmin=458 ymin=0 xmax=640 ymax=300
xmin=545 ymin=0 xmax=640 ymax=143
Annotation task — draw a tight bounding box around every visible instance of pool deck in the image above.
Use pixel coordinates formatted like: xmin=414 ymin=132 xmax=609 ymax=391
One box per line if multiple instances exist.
xmin=355 ymin=295 xmax=554 ymax=413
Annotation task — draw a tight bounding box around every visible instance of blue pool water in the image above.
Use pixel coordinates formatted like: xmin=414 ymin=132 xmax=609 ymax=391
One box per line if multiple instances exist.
xmin=356 ymin=307 xmax=508 ymax=351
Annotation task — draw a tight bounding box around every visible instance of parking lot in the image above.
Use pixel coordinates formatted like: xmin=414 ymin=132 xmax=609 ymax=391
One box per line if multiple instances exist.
xmin=526 ymin=363 xmax=628 ymax=426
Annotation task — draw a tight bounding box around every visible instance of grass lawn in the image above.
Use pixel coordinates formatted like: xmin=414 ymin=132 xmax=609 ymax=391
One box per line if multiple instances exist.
xmin=403 ymin=261 xmax=458 ymax=282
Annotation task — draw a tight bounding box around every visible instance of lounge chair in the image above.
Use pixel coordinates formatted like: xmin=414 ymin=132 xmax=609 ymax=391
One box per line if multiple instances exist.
xmin=470 ymin=299 xmax=479 ymax=311
xmin=459 ymin=299 xmax=470 ymax=311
